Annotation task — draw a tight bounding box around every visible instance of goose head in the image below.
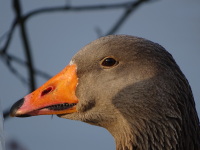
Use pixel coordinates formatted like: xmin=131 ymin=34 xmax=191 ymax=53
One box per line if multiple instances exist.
xmin=10 ymin=35 xmax=200 ymax=150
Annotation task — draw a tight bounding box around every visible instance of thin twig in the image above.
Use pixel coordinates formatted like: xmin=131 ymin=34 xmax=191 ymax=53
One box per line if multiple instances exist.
xmin=5 ymin=57 xmax=28 ymax=85
xmin=23 ymin=1 xmax=134 ymax=21
xmin=0 ymin=19 xmax=18 ymax=54
xmin=0 ymin=53 xmax=52 ymax=82
xmin=105 ymin=0 xmax=148 ymax=35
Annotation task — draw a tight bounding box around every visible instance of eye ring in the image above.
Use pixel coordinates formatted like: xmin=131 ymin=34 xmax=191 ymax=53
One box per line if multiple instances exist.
xmin=100 ymin=57 xmax=118 ymax=68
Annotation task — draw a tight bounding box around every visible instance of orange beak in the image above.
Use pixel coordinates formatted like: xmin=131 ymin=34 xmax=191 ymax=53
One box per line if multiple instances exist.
xmin=10 ymin=64 xmax=79 ymax=117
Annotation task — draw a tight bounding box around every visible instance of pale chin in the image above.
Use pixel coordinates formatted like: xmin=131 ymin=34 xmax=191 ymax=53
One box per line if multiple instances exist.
xmin=57 ymin=113 xmax=78 ymax=120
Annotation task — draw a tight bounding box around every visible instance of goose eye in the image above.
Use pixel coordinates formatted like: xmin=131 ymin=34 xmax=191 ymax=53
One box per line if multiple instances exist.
xmin=101 ymin=57 xmax=118 ymax=68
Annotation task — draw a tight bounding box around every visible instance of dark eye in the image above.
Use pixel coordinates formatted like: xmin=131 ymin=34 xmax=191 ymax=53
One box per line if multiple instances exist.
xmin=101 ymin=57 xmax=118 ymax=68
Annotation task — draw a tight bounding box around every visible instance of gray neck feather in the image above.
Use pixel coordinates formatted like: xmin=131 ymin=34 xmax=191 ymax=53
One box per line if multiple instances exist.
xmin=109 ymin=74 xmax=200 ymax=150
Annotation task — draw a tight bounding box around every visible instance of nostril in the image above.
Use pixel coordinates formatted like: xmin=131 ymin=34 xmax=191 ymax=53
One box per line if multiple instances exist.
xmin=41 ymin=87 xmax=53 ymax=96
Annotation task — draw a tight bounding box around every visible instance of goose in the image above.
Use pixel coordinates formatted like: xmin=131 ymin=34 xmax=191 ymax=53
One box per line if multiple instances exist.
xmin=10 ymin=35 xmax=200 ymax=150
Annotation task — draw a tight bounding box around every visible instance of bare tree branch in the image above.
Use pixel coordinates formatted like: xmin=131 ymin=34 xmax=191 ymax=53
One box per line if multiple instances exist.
xmin=0 ymin=0 xmax=153 ymax=53
xmin=1 ymin=0 xmax=156 ymax=122
xmin=13 ymin=0 xmax=36 ymax=92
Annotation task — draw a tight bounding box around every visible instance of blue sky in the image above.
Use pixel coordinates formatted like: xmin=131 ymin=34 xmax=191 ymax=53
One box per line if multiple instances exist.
xmin=1 ymin=1 xmax=200 ymax=150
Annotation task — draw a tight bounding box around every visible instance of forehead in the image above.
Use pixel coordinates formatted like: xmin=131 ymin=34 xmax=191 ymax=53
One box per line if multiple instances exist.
xmin=72 ymin=35 xmax=151 ymax=63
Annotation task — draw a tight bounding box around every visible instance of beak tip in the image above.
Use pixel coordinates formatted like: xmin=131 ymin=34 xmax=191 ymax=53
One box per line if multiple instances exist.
xmin=10 ymin=98 xmax=25 ymax=117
